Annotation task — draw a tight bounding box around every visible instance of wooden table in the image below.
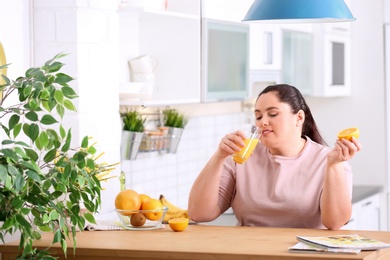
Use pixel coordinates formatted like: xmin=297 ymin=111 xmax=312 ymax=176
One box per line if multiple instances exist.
xmin=1 ymin=225 xmax=390 ymax=259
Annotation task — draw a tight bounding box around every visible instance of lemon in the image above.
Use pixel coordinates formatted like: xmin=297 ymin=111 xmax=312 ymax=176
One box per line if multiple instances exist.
xmin=337 ymin=127 xmax=360 ymax=141
xmin=168 ymin=218 xmax=189 ymax=232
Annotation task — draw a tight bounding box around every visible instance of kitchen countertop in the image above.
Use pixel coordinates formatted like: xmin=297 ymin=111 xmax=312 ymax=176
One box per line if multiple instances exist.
xmin=2 ymin=225 xmax=390 ymax=259
xmin=352 ymin=185 xmax=383 ymax=203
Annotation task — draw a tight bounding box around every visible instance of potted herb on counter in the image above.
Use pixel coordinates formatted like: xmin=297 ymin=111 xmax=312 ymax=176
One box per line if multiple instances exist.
xmin=120 ymin=109 xmax=146 ymax=160
xmin=162 ymin=108 xmax=189 ymax=153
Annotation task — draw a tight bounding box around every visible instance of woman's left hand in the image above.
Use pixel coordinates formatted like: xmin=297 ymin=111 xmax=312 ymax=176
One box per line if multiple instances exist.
xmin=327 ymin=137 xmax=362 ymax=166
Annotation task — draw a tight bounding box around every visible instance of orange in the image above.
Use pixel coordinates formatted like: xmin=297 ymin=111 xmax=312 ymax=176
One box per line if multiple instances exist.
xmin=168 ymin=218 xmax=189 ymax=232
xmin=139 ymin=194 xmax=151 ymax=208
xmin=337 ymin=127 xmax=360 ymax=141
xmin=141 ymin=198 xmax=164 ymax=220
xmin=114 ymin=189 xmax=141 ymax=216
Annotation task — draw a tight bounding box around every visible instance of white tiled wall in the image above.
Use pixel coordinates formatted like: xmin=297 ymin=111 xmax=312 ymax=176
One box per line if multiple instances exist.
xmin=121 ymin=112 xmax=246 ymax=209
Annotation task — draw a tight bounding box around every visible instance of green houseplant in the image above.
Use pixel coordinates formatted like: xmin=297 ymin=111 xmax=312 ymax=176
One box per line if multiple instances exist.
xmin=121 ymin=109 xmax=146 ymax=132
xmin=162 ymin=108 xmax=188 ymax=129
xmin=0 ymin=53 xmax=117 ymax=259
xmin=161 ymin=108 xmax=188 ymax=153
xmin=120 ymin=109 xmax=146 ymax=160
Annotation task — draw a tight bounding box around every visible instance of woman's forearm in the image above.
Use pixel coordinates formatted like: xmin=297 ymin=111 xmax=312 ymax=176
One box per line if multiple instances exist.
xmin=321 ymin=163 xmax=352 ymax=230
xmin=188 ymin=153 xmax=226 ymax=222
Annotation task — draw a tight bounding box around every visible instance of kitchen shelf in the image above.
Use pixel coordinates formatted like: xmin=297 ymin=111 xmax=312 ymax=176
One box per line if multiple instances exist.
xmin=119 ymin=82 xmax=199 ymax=106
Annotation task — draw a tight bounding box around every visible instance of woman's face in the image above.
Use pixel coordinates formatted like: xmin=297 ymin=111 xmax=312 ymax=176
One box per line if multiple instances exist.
xmin=254 ymin=91 xmax=304 ymax=149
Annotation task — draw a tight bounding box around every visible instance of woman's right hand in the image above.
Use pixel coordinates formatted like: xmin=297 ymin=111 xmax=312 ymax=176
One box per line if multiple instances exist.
xmin=215 ymin=130 xmax=247 ymax=159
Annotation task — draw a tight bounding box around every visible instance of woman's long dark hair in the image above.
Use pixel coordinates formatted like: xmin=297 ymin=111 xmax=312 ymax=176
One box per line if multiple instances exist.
xmin=257 ymin=84 xmax=327 ymax=146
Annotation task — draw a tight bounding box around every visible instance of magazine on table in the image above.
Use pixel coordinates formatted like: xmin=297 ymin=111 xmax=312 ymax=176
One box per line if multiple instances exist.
xmin=289 ymin=241 xmax=361 ymax=254
xmin=295 ymin=234 xmax=390 ymax=251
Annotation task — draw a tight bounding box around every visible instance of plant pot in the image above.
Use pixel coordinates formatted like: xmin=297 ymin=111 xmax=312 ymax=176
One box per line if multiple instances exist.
xmin=167 ymin=127 xmax=184 ymax=154
xmin=121 ymin=131 xmax=144 ymax=160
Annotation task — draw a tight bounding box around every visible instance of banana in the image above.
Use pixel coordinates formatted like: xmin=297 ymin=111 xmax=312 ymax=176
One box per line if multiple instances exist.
xmin=163 ymin=211 xmax=189 ymax=223
xmin=159 ymin=195 xmax=189 ymax=222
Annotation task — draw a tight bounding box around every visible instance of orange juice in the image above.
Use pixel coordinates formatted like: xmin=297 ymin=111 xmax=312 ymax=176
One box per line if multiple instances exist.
xmin=232 ymin=138 xmax=259 ymax=164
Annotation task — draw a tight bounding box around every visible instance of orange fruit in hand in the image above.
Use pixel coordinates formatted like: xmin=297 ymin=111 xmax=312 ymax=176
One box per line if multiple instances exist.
xmin=115 ymin=189 xmax=141 ymax=216
xmin=337 ymin=127 xmax=360 ymax=141
xmin=168 ymin=218 xmax=189 ymax=232
xmin=141 ymin=198 xmax=164 ymax=220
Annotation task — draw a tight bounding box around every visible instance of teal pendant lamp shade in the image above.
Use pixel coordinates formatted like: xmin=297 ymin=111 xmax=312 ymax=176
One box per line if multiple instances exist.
xmin=243 ymin=0 xmax=355 ymax=23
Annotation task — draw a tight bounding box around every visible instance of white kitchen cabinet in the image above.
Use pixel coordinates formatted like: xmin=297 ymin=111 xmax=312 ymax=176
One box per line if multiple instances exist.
xmin=250 ymin=24 xmax=282 ymax=71
xmin=343 ymin=193 xmax=381 ymax=231
xmin=138 ymin=11 xmax=201 ymax=104
xmin=311 ymin=24 xmax=352 ymax=97
xmin=118 ymin=2 xmax=201 ymax=105
xmin=281 ymin=27 xmax=313 ymax=96
xmin=278 ymin=22 xmax=351 ymax=97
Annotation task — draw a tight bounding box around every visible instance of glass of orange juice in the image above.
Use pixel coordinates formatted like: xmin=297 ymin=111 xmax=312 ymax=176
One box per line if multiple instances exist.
xmin=232 ymin=124 xmax=261 ymax=164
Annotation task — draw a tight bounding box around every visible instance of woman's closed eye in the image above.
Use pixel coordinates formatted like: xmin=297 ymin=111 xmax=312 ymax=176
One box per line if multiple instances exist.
xmin=269 ymin=113 xmax=278 ymax=117
xmin=256 ymin=113 xmax=277 ymax=121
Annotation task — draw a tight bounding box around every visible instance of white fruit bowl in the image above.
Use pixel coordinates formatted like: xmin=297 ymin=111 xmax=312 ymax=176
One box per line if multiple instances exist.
xmin=115 ymin=206 xmax=168 ymax=230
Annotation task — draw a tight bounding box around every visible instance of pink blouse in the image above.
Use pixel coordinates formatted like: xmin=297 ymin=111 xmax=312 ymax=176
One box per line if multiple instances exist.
xmin=217 ymin=137 xmax=353 ymax=229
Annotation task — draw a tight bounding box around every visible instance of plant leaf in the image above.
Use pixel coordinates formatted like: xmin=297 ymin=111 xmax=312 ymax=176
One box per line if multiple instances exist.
xmin=7 ymin=164 xmax=20 ymax=176
xmin=54 ymin=89 xmax=64 ymax=105
xmin=45 ymin=61 xmax=64 ymax=73
xmin=61 ymin=86 xmax=78 ymax=99
xmin=38 ymin=131 xmax=49 ymax=149
xmin=43 ymin=213 xmax=50 ymax=224
xmin=1 ymin=124 xmax=10 ymax=138
xmin=43 ymin=148 xmax=57 ymax=163
xmin=63 ymin=99 xmax=76 ymax=111
xmin=14 ymin=173 xmax=26 ymax=192
xmin=61 ymin=129 xmax=72 ymax=152
xmin=2 ymin=140 xmax=14 ymax=145
xmin=56 ymin=104 xmax=65 ymax=119
xmin=16 ymin=214 xmax=32 ymax=228
xmin=56 ymin=182 xmax=67 ymax=194
xmin=54 ymin=73 xmax=73 ymax=85
xmin=39 ymin=88 xmax=50 ymax=100
xmin=61 ymin=238 xmax=68 ymax=258
xmin=59 ymin=124 xmax=66 ymax=139
xmin=83 ymin=212 xmax=96 ymax=224
xmin=12 ymin=197 xmax=24 ymax=209
xmin=81 ymin=136 xmax=88 ymax=148
xmin=25 ymin=148 xmax=39 ymax=162
xmin=0 ymin=164 xmax=7 ymax=183
xmin=25 ymin=111 xmax=38 ymax=122
xmin=20 ymin=161 xmax=41 ymax=175
xmin=49 ymin=210 xmax=59 ymax=220
xmin=1 ymin=148 xmax=18 ymax=162
xmin=53 ymin=229 xmax=62 ymax=244
xmin=39 ymin=225 xmax=52 ymax=232
xmin=25 ymin=170 xmax=42 ymax=182
xmin=40 ymin=115 xmax=58 ymax=125
xmin=8 ymin=114 xmax=20 ymax=130
xmin=28 ymin=123 xmax=39 ymax=141
xmin=13 ymin=123 xmax=22 ymax=139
